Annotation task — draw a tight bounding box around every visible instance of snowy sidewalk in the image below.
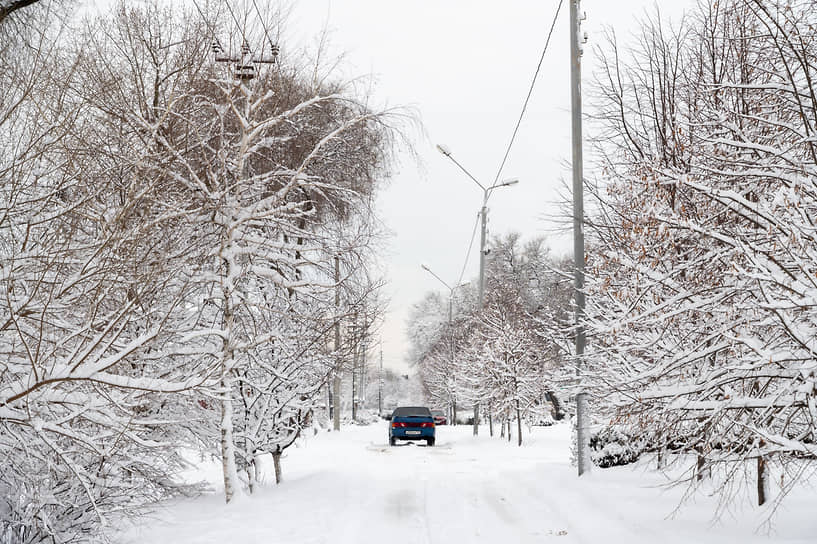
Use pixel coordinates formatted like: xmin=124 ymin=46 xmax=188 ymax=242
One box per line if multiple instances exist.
xmin=121 ymin=423 xmax=816 ymax=544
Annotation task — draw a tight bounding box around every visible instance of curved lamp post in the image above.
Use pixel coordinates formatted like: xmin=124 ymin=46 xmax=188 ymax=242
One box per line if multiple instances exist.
xmin=435 ymin=144 xmax=519 ymax=434
xmin=420 ymin=263 xmax=468 ymax=426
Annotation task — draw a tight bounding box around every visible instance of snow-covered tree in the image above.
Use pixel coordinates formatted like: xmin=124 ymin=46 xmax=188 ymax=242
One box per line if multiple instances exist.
xmin=586 ymin=0 xmax=817 ymax=510
xmin=77 ymin=2 xmax=399 ymax=502
xmin=1 ymin=2 xmax=402 ymax=541
xmin=0 ymin=6 xmax=213 ymax=540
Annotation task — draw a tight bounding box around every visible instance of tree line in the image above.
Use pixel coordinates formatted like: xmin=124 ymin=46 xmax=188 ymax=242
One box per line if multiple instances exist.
xmin=408 ymin=234 xmax=572 ymax=446
xmin=584 ymin=0 xmax=817 ymax=514
xmin=0 ymin=1 xmax=399 ymax=541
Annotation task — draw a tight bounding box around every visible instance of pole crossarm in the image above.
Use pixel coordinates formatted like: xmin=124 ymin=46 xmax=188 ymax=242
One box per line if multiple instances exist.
xmin=212 ymin=39 xmax=279 ymax=81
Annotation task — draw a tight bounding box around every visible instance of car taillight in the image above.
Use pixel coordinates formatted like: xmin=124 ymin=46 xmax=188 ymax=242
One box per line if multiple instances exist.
xmin=391 ymin=422 xmax=405 ymax=428
xmin=421 ymin=422 xmax=434 ymax=428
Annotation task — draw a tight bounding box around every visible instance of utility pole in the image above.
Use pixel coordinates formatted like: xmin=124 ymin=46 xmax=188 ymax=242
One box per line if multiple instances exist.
xmin=378 ymin=345 xmax=383 ymax=416
xmin=360 ymin=336 xmax=368 ymax=413
xmin=570 ymin=0 xmax=590 ymax=476
xmin=351 ymin=313 xmax=359 ymax=421
xmin=333 ymin=256 xmax=342 ymax=431
xmin=478 ymin=199 xmax=488 ymax=309
xmin=209 ymin=35 xmax=278 ymax=502
xmin=473 ymin=195 xmax=490 ymax=435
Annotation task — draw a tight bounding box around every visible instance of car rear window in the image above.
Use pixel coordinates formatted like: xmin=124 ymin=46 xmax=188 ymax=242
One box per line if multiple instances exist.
xmin=431 ymin=410 xmax=445 ymax=416
xmin=392 ymin=406 xmax=432 ymax=417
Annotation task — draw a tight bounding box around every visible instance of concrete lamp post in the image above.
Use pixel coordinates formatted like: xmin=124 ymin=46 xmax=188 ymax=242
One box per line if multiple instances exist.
xmin=435 ymin=143 xmax=519 ymax=435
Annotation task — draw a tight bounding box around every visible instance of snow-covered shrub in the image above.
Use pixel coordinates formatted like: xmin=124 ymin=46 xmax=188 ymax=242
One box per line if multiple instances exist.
xmin=589 ymin=425 xmax=644 ymax=468
xmin=526 ymin=408 xmax=555 ymax=427
xmin=350 ymin=409 xmax=383 ymax=425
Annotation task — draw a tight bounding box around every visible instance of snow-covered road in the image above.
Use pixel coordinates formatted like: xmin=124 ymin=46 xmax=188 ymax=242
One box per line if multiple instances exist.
xmin=122 ymin=423 xmax=815 ymax=544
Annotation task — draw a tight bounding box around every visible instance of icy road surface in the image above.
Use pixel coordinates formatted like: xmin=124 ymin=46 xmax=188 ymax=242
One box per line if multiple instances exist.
xmin=123 ymin=423 xmax=815 ymax=544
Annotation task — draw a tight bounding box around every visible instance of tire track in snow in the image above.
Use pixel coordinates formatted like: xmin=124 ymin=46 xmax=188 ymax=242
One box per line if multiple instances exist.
xmin=421 ymin=479 xmax=434 ymax=544
xmin=506 ymin=469 xmax=589 ymax=543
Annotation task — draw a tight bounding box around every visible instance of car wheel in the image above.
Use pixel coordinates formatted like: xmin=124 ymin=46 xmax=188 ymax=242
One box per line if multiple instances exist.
xmin=427 ymin=437 xmax=435 ymax=447
xmin=389 ymin=436 xmax=396 ymax=446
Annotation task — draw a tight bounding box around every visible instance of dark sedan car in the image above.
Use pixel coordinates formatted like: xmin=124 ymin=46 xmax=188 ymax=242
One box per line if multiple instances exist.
xmin=389 ymin=406 xmax=435 ymax=446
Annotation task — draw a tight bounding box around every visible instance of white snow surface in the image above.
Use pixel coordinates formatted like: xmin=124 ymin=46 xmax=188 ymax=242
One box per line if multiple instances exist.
xmin=121 ymin=424 xmax=816 ymax=544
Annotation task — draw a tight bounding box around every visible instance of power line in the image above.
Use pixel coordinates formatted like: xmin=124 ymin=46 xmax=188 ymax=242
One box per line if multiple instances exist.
xmin=450 ymin=1 xmax=565 ymax=298
xmin=491 ymin=0 xmax=565 ymax=188
xmin=222 ymin=0 xmax=244 ymax=39
xmin=250 ymin=0 xmax=278 ymax=56
xmin=191 ymin=0 xmax=220 ymax=47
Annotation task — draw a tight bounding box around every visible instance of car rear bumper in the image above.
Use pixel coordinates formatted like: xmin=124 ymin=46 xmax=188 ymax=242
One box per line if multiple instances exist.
xmin=391 ymin=429 xmax=435 ymax=440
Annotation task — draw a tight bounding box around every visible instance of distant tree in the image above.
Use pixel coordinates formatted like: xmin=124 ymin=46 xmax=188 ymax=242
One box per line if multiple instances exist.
xmin=410 ymin=234 xmax=570 ymax=435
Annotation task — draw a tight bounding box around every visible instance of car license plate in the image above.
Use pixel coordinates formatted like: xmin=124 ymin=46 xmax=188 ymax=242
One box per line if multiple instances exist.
xmin=405 ymin=430 xmax=421 ymax=435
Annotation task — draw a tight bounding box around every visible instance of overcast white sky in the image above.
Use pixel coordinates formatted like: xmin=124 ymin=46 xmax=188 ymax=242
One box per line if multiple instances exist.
xmin=284 ymin=0 xmax=695 ymax=372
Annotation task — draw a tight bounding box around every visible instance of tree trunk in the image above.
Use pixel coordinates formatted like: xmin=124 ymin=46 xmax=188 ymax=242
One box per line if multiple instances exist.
xmin=0 ymin=0 xmax=42 ymax=26
xmin=246 ymin=459 xmax=255 ymax=495
xmin=219 ymin=234 xmax=240 ymax=503
xmin=452 ymin=400 xmax=457 ymax=426
xmin=220 ymin=373 xmax=240 ymax=503
xmin=327 ymin=382 xmax=332 ymax=423
xmin=546 ymin=390 xmax=566 ymax=420
xmin=696 ymin=449 xmax=706 ymax=482
xmin=757 ymin=455 xmax=768 ymax=506
xmin=351 ymin=332 xmax=357 ymax=422
xmin=273 ymin=450 xmax=283 ymax=485
xmin=488 ymin=409 xmax=493 ymax=437
xmin=500 ymin=419 xmax=506 ymax=439
xmin=333 ymin=256 xmax=341 ymax=431
xmin=472 ymin=404 xmax=479 ymax=436
xmin=333 ymin=373 xmax=341 ymax=431
xmin=507 ymin=418 xmax=512 ymax=442
xmin=515 ymin=400 xmax=523 ymax=447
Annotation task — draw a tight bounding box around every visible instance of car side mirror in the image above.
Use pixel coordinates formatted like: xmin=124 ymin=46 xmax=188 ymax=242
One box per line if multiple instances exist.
xmin=384 ymin=414 xmax=392 ymax=421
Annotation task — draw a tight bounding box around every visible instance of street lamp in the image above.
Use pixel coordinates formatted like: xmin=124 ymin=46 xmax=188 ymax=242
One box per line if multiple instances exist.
xmin=421 ymin=263 xmax=468 ymax=426
xmin=437 ymin=144 xmax=519 ymax=310
xmin=420 ymin=264 xmax=468 ymax=324
xmin=436 ymin=143 xmax=519 ymax=309
xmin=436 ymin=143 xmax=520 ymax=434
